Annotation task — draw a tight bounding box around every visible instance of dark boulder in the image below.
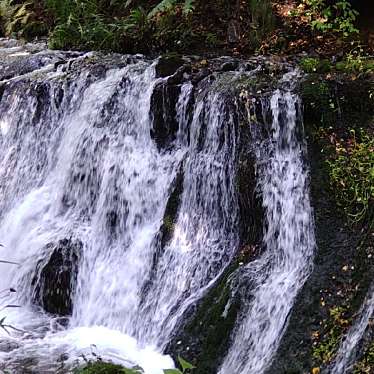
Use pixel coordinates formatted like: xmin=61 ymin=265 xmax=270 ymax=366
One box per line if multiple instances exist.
xmin=32 ymin=238 xmax=82 ymax=316
xmin=150 ymin=81 xmax=181 ymax=149
xmin=220 ymin=60 xmax=239 ymax=72
xmin=155 ymin=54 xmax=185 ymax=78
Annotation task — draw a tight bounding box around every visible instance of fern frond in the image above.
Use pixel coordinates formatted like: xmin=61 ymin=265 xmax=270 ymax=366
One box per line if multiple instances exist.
xmin=183 ymin=0 xmax=195 ymax=15
xmin=148 ymin=0 xmax=178 ymax=19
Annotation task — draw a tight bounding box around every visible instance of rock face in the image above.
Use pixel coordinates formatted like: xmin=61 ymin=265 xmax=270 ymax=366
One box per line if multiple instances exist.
xmin=150 ymin=81 xmax=182 ymax=149
xmin=155 ymin=55 xmax=185 ymax=78
xmin=32 ymin=238 xmax=82 ymax=316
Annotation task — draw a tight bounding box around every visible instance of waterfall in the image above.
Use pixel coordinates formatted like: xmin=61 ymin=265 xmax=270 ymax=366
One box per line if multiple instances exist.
xmin=0 ymin=48 xmax=239 ymax=373
xmin=330 ymin=284 xmax=374 ymax=374
xmin=0 ymin=40 xmax=323 ymax=374
xmin=220 ymin=88 xmax=315 ymax=373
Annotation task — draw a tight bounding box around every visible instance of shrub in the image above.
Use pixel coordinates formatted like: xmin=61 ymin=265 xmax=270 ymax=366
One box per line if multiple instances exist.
xmin=326 ymin=129 xmax=374 ymax=224
xmin=302 ymin=0 xmax=359 ymax=37
xmin=0 ymin=0 xmax=46 ymax=38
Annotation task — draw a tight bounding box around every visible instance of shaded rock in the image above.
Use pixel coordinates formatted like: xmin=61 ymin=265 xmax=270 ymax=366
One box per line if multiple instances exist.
xmin=192 ymin=68 xmax=212 ymax=84
xmin=166 ymin=64 xmax=192 ymax=85
xmin=0 ymin=339 xmax=20 ymax=353
xmin=160 ymin=167 xmax=184 ymax=250
xmin=155 ymin=54 xmax=184 ymax=78
xmin=32 ymin=238 xmax=82 ymax=316
xmin=220 ymin=60 xmax=239 ymax=72
xmin=150 ymin=81 xmax=181 ymax=149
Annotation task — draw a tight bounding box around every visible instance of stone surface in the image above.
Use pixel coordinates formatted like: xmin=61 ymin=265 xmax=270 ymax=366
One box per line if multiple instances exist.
xmin=32 ymin=238 xmax=82 ymax=316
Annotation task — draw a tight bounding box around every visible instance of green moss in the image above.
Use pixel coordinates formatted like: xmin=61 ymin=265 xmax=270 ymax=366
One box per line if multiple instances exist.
xmin=74 ymin=362 xmax=129 ymax=374
xmin=169 ymin=262 xmax=242 ymax=374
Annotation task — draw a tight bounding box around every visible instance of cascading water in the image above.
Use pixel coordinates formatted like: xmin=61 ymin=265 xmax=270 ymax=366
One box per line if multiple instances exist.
xmin=135 ymin=91 xmax=239 ymax=346
xmin=220 ymin=86 xmax=316 ymax=374
xmin=0 ymin=39 xmax=325 ymax=374
xmin=330 ymin=284 xmax=374 ymax=374
xmin=0 ymin=44 xmax=240 ymax=373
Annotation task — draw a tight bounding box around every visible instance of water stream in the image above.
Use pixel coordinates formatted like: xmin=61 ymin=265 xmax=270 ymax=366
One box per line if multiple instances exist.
xmin=0 ymin=42 xmax=325 ymax=374
xmin=220 ymin=88 xmax=315 ymax=374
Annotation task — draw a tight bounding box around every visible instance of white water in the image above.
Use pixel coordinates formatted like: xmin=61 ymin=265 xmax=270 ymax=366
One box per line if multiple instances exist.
xmin=220 ymin=89 xmax=315 ymax=374
xmin=0 ymin=53 xmax=239 ymax=372
xmin=331 ymin=284 xmax=374 ymax=374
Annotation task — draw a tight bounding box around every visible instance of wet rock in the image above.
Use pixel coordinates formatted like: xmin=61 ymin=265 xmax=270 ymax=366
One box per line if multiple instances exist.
xmin=0 ymin=339 xmax=20 ymax=353
xmin=32 ymin=238 xmax=82 ymax=316
xmin=191 ymin=68 xmax=212 ymax=84
xmin=150 ymin=81 xmax=181 ymax=149
xmin=160 ymin=168 xmax=184 ymax=250
xmin=220 ymin=60 xmax=239 ymax=72
xmin=0 ymin=53 xmax=59 ymax=81
xmin=155 ymin=54 xmax=185 ymax=78
xmin=166 ymin=64 xmax=191 ymax=85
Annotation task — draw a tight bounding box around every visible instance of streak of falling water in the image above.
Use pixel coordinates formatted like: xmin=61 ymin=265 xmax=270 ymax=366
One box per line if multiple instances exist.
xmin=330 ymin=284 xmax=374 ymax=374
xmin=220 ymin=89 xmax=316 ymax=374
xmin=135 ymin=91 xmax=239 ymax=346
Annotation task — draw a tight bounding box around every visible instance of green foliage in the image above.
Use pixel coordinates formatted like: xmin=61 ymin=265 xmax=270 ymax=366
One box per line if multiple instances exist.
xmin=44 ymin=0 xmax=197 ymax=52
xmin=299 ymin=57 xmax=333 ymax=73
xmin=162 ymin=357 xmax=195 ymax=374
xmin=148 ymin=0 xmax=178 ymax=19
xmin=336 ymin=45 xmax=374 ymax=74
xmin=0 ymin=0 xmax=46 ymax=38
xmin=300 ymin=57 xmax=320 ymax=73
xmin=75 ymin=357 xmax=195 ymax=374
xmin=182 ymin=0 xmax=195 ymax=16
xmin=148 ymin=0 xmax=195 ymax=18
xmin=46 ymin=0 xmax=151 ymax=52
xmin=303 ymin=0 xmax=359 ymax=37
xmin=205 ymin=32 xmax=218 ymax=47
xmin=326 ymin=129 xmax=374 ymax=224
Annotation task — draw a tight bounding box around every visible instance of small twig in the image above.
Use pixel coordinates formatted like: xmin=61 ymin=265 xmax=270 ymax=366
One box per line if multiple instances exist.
xmin=0 ymin=305 xmax=21 ymax=312
xmin=0 ymin=260 xmax=19 ymax=265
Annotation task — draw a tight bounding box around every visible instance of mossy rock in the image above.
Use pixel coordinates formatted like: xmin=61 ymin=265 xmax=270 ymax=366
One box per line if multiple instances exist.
xmin=166 ymin=262 xmax=242 ymax=374
xmin=74 ymin=362 xmax=126 ymax=374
